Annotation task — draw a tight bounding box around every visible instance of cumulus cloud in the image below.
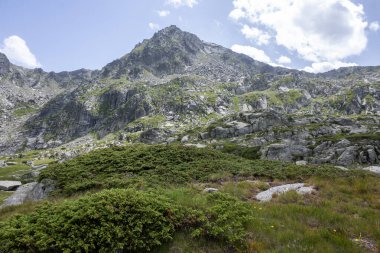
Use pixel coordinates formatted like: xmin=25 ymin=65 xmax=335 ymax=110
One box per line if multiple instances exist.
xmin=148 ymin=22 xmax=160 ymax=30
xmin=166 ymin=0 xmax=198 ymax=8
xmin=369 ymin=21 xmax=379 ymax=31
xmin=277 ymin=56 xmax=292 ymax=64
xmin=0 ymin=35 xmax=41 ymax=68
xmin=230 ymin=0 xmax=368 ymax=72
xmin=241 ymin=25 xmax=270 ymax=45
xmin=231 ymin=44 xmax=272 ymax=64
xmin=157 ymin=10 xmax=170 ymax=17
xmin=303 ymin=61 xmax=357 ymax=73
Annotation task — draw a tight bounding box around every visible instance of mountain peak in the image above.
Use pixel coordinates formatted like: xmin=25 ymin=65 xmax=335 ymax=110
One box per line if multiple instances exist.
xmin=0 ymin=52 xmax=11 ymax=75
xmin=156 ymin=25 xmax=182 ymax=35
xmin=115 ymin=25 xmax=205 ymax=77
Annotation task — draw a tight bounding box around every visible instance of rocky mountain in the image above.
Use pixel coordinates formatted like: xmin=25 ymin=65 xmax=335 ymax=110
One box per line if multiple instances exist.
xmin=0 ymin=25 xmax=379 ymax=167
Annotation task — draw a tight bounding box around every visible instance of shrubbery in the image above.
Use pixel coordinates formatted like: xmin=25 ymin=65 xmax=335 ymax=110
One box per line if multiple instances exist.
xmin=39 ymin=145 xmax=357 ymax=196
xmin=0 ymin=189 xmax=183 ymax=252
xmin=0 ymin=189 xmax=254 ymax=252
xmin=192 ymin=193 xmax=253 ymax=245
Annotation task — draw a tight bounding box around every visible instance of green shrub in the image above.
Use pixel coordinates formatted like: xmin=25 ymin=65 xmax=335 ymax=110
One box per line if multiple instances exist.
xmin=216 ymin=143 xmax=261 ymax=160
xmin=192 ymin=193 xmax=253 ymax=247
xmin=0 ymin=189 xmax=184 ymax=252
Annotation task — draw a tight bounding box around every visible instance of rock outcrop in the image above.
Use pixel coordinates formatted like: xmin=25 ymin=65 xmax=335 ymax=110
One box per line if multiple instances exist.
xmin=256 ymin=183 xmax=314 ymax=202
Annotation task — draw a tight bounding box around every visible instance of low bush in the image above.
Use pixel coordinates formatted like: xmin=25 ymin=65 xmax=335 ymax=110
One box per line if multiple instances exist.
xmin=192 ymin=193 xmax=253 ymax=246
xmin=0 ymin=189 xmax=184 ymax=252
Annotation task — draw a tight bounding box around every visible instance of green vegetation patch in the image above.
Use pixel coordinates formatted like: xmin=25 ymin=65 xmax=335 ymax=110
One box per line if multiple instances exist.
xmin=0 ymin=164 xmax=30 ymax=180
xmin=215 ymin=143 xmax=261 ymax=160
xmin=13 ymin=107 xmax=37 ymax=117
xmin=40 ymin=145 xmax=359 ymax=196
xmin=0 ymin=189 xmax=186 ymax=252
xmin=317 ymin=132 xmax=380 ymax=143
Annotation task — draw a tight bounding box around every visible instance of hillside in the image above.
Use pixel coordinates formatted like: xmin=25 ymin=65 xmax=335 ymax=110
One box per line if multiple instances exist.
xmin=0 ymin=26 xmax=379 ymax=252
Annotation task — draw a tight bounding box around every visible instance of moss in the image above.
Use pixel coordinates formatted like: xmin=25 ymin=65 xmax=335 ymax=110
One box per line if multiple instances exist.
xmin=13 ymin=107 xmax=37 ymax=117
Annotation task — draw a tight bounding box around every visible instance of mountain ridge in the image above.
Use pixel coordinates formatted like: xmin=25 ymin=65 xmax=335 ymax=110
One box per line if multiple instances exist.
xmin=0 ymin=26 xmax=379 ymax=169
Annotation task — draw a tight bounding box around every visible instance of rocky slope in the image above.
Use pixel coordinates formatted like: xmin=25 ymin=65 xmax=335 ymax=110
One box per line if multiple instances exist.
xmin=0 ymin=25 xmax=379 ymax=167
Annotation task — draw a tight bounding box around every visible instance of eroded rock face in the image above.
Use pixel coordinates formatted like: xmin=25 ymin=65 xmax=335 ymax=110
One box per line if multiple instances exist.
xmin=0 ymin=53 xmax=10 ymax=75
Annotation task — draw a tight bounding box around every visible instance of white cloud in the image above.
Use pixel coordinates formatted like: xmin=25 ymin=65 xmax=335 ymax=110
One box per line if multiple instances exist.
xmin=231 ymin=44 xmax=271 ymax=64
xmin=230 ymin=0 xmax=368 ymax=70
xmin=369 ymin=21 xmax=379 ymax=32
xmin=148 ymin=22 xmax=160 ymax=30
xmin=241 ymin=25 xmax=270 ymax=45
xmin=166 ymin=0 xmax=198 ymax=8
xmin=277 ymin=56 xmax=292 ymax=64
xmin=0 ymin=35 xmax=41 ymax=69
xmin=157 ymin=10 xmax=170 ymax=17
xmin=303 ymin=61 xmax=357 ymax=73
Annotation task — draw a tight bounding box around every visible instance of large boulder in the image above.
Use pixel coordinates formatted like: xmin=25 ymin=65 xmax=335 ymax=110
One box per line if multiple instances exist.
xmin=265 ymin=143 xmax=311 ymax=162
xmin=139 ymin=128 xmax=166 ymax=144
xmin=1 ymin=181 xmax=54 ymax=208
xmin=337 ymin=146 xmax=359 ymax=166
xmin=0 ymin=181 xmax=22 ymax=191
xmin=265 ymin=144 xmax=292 ymax=161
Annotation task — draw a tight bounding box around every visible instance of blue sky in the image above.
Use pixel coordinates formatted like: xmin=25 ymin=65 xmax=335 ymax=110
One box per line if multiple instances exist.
xmin=0 ymin=0 xmax=379 ymax=73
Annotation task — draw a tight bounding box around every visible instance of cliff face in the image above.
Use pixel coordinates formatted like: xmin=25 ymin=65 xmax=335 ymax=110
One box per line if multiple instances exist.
xmin=0 ymin=26 xmax=379 ymax=166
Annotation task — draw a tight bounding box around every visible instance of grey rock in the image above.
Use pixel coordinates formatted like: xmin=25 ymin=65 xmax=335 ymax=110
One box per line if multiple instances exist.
xmin=181 ymin=135 xmax=189 ymax=143
xmin=0 ymin=53 xmax=10 ymax=75
xmin=0 ymin=160 xmax=5 ymax=168
xmin=32 ymin=164 xmax=48 ymax=170
xmin=297 ymin=186 xmax=315 ymax=195
xmin=199 ymin=132 xmax=210 ymax=140
xmin=5 ymin=162 xmax=17 ymax=166
xmin=139 ymin=129 xmax=165 ymax=144
xmin=313 ymin=141 xmax=332 ymax=153
xmin=1 ymin=182 xmax=38 ymax=207
xmin=0 ymin=181 xmax=22 ymax=191
xmin=337 ymin=146 xmax=359 ymax=166
xmin=265 ymin=143 xmax=310 ymax=162
xmin=1 ymin=181 xmax=54 ymax=208
xmin=335 ymin=139 xmax=351 ymax=148
xmin=265 ymin=144 xmax=292 ymax=161
xmin=203 ymin=187 xmax=218 ymax=193
xmin=296 ymin=160 xmax=308 ymax=166
xmin=256 ymin=183 xmax=313 ymax=202
xmin=166 ymin=137 xmax=177 ymax=144
xmin=362 ymin=166 xmax=380 ymax=174
xmin=210 ymin=127 xmax=232 ymax=139
xmin=367 ymin=149 xmax=378 ymax=164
